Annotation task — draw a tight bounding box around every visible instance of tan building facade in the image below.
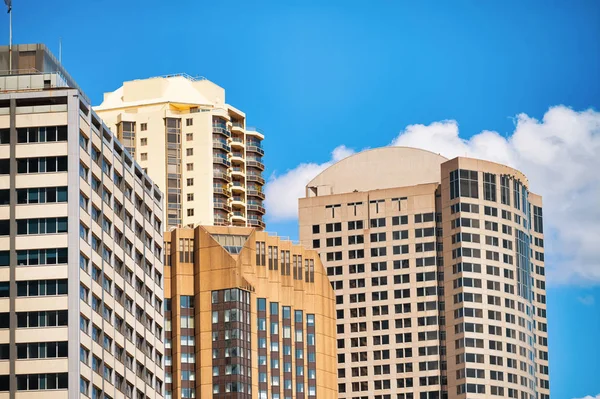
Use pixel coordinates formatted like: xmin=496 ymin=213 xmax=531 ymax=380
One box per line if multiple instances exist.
xmin=0 ymin=44 xmax=166 ymax=399
xmin=95 ymin=75 xmax=266 ymax=230
xmin=163 ymin=225 xmax=337 ymax=399
xmin=299 ymin=147 xmax=550 ymax=399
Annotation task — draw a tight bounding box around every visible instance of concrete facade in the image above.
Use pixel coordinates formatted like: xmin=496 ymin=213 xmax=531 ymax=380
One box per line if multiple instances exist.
xmin=0 ymin=45 xmax=165 ymax=399
xmin=95 ymin=76 xmax=266 ymax=230
xmin=299 ymin=147 xmax=550 ymax=399
xmin=163 ymin=225 xmax=337 ymax=399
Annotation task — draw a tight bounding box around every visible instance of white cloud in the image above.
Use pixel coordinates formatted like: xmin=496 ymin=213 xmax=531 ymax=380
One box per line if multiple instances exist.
xmin=572 ymin=394 xmax=600 ymax=399
xmin=264 ymin=106 xmax=600 ymax=284
xmin=577 ymin=295 xmax=595 ymax=306
xmin=264 ymin=145 xmax=354 ymax=221
xmin=390 ymin=106 xmax=600 ymax=284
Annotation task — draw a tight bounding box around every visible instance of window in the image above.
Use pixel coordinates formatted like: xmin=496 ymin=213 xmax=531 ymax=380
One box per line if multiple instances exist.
xmin=500 ymin=176 xmax=511 ymax=205
xmin=140 ymin=123 xmax=147 ymax=131
xmin=186 ymin=148 xmax=193 ymax=156
xmin=0 ymin=129 xmax=9 ymax=144
xmin=325 ymin=223 xmax=342 ymax=232
xmin=16 ymin=248 xmax=68 ymax=266
xmin=186 ymin=178 xmax=194 ymax=186
xmin=17 ymin=187 xmax=68 ymax=204
xmin=414 ymin=213 xmax=434 ymax=223
xmin=140 ymin=153 xmax=148 ymax=161
xmin=16 ymin=217 xmax=68 ymax=235
xmin=15 ymin=372 xmax=68 ymax=390
xmin=513 ymin=181 xmax=521 ymax=210
xmin=17 ymin=280 xmax=68 ymax=296
xmin=186 ymin=133 xmax=193 ymax=141
xmin=187 ymin=209 xmax=194 ymax=217
xmin=180 ymin=296 xmax=194 ymax=309
xmin=484 ymin=173 xmax=497 ymax=201
xmin=370 ymin=218 xmax=386 ymax=228
xmin=533 ymin=206 xmax=543 ymax=233
xmin=16 ymin=156 xmax=68 ymax=174
xmin=17 ymin=310 xmax=68 ymax=327
xmin=186 ymin=118 xmax=193 ymax=126
xmin=348 ymin=220 xmax=364 ymax=230
xmin=17 ymin=341 xmax=68 ymax=359
xmin=450 ymin=169 xmax=479 ymax=199
xmin=186 ymin=163 xmax=193 ymax=171
xmin=17 ymin=126 xmax=68 ymax=143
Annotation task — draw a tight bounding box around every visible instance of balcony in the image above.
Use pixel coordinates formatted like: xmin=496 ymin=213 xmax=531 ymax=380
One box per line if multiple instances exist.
xmin=231 ymin=211 xmax=246 ymax=221
xmin=247 ymin=190 xmax=265 ymax=200
xmin=247 ymin=204 xmax=266 ymax=214
xmin=212 ymin=109 xmax=231 ymax=121
xmin=213 ymin=156 xmax=231 ymax=168
xmin=213 ymin=140 xmax=231 ymax=152
xmin=231 ymin=122 xmax=244 ymax=133
xmin=232 ymin=181 xmax=246 ymax=192
xmin=246 ymin=126 xmax=265 ymax=140
xmin=247 ymin=173 xmax=265 ymax=185
xmin=248 ymin=218 xmax=266 ymax=229
xmin=214 ymin=216 xmax=229 ymax=226
xmin=213 ymin=186 xmax=231 ymax=197
xmin=231 ymin=151 xmax=245 ymax=162
xmin=214 ymin=201 xmax=231 ymax=213
xmin=231 ymin=136 xmax=245 ymax=148
xmin=213 ymin=171 xmax=232 ymax=182
xmin=231 ymin=195 xmax=246 ymax=207
xmin=246 ymin=145 xmax=264 ymax=156
xmin=213 ymin=125 xmax=231 ymax=138
xmin=246 ymin=159 xmax=264 ymax=170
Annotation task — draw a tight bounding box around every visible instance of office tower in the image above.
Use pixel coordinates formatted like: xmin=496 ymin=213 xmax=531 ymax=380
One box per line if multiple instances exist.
xmin=95 ymin=75 xmax=266 ymax=230
xmin=163 ymin=225 xmax=338 ymax=399
xmin=0 ymin=44 xmax=166 ymax=398
xmin=299 ymin=147 xmax=550 ymax=399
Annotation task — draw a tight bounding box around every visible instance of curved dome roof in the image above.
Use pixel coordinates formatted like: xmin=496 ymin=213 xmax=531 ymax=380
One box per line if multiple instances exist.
xmin=306 ymin=147 xmax=448 ymax=197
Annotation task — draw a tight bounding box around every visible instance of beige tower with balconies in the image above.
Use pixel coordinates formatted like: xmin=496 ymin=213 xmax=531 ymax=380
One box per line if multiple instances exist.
xmin=299 ymin=147 xmax=550 ymax=399
xmin=95 ymin=75 xmax=266 ymax=230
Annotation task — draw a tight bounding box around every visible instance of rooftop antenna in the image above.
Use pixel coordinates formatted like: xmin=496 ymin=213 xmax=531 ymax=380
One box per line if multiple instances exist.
xmin=59 ymin=37 xmax=62 ymax=63
xmin=5 ymin=0 xmax=11 ymax=74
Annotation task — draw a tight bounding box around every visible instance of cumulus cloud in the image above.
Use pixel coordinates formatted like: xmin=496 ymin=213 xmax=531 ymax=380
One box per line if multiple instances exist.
xmin=264 ymin=106 xmax=600 ymax=284
xmin=390 ymin=106 xmax=600 ymax=284
xmin=264 ymin=145 xmax=354 ymax=221
xmin=572 ymin=394 xmax=600 ymax=399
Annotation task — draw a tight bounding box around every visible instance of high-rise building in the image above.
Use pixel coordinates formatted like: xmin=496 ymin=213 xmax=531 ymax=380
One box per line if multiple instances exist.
xmin=163 ymin=225 xmax=338 ymax=399
xmin=0 ymin=44 xmax=166 ymax=398
xmin=299 ymin=147 xmax=549 ymax=399
xmin=95 ymin=75 xmax=266 ymax=230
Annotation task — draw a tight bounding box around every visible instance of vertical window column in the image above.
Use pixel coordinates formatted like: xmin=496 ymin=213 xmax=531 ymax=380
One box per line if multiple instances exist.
xmin=270 ymin=303 xmax=280 ymax=398
xmin=282 ymin=307 xmax=293 ymax=399
xmin=306 ymin=314 xmax=317 ymax=397
xmin=295 ymin=310 xmax=305 ymax=398
xmin=257 ymin=298 xmax=268 ymax=398
xmin=164 ymin=298 xmax=172 ymax=398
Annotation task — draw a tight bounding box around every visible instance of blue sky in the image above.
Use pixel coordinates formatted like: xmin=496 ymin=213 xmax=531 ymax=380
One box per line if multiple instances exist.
xmin=7 ymin=1 xmax=600 ymax=397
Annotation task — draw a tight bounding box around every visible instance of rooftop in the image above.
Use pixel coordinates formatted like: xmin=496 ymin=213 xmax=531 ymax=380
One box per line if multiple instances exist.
xmin=95 ymin=74 xmax=227 ymax=111
xmin=306 ymin=146 xmax=448 ymax=197
xmin=0 ymin=43 xmax=89 ymax=103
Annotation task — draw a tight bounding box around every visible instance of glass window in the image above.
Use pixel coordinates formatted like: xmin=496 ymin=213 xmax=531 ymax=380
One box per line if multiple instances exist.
xmin=257 ymin=298 xmax=266 ymax=312
xmin=180 ymin=295 xmax=194 ymax=308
